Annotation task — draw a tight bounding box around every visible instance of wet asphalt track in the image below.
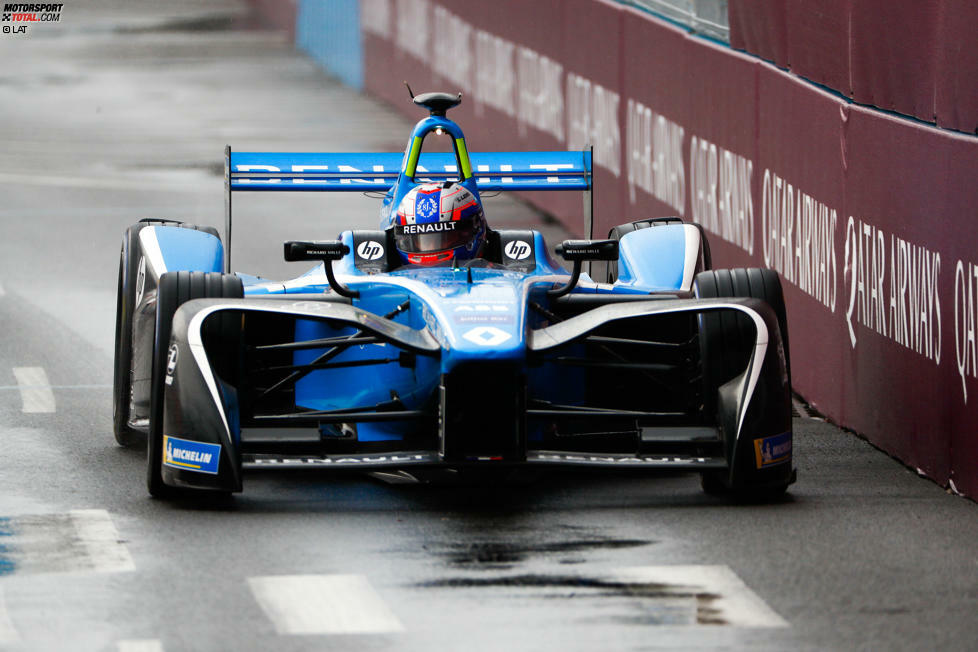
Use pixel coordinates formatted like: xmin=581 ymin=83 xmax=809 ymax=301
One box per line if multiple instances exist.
xmin=1 ymin=2 xmax=977 ymax=650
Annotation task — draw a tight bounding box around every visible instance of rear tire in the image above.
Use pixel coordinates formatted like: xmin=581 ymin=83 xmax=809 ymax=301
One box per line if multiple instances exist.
xmin=113 ymin=221 xmax=221 ymax=447
xmin=147 ymin=270 xmax=242 ymax=498
xmin=112 ymin=228 xmax=142 ymax=446
xmin=694 ymin=268 xmax=792 ymax=500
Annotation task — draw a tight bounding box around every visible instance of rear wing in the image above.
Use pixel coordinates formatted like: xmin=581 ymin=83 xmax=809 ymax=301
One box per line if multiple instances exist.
xmin=227 ymin=149 xmax=591 ymax=191
xmin=223 ymin=147 xmax=593 ymax=271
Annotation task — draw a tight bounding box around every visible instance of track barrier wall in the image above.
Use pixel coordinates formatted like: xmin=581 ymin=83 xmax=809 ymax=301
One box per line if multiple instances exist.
xmin=297 ymin=0 xmax=363 ymax=90
xmin=255 ymin=0 xmax=978 ymax=499
xmin=246 ymin=0 xmax=297 ymax=41
xmin=728 ymin=0 xmax=978 ymax=134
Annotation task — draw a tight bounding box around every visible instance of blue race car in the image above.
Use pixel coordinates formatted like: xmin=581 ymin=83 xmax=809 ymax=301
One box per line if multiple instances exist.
xmin=113 ymin=92 xmax=795 ymax=499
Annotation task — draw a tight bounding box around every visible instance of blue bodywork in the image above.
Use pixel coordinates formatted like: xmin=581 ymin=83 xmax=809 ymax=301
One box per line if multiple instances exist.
xmin=151 ymin=227 xmax=223 ymax=275
xmin=615 ymin=226 xmax=689 ymax=291
xmin=260 ymin=231 xmax=570 ymax=442
xmin=161 ymin=107 xmax=701 ymax=447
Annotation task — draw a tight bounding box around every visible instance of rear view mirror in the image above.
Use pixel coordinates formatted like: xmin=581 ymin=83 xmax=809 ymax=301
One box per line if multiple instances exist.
xmin=550 ymin=239 xmax=620 ymax=297
xmin=554 ymin=239 xmax=619 ymax=262
xmin=283 ymin=240 xmax=358 ymax=298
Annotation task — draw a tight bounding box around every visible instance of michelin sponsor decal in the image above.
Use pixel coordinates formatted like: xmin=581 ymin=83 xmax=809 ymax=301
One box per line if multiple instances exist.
xmin=164 ymin=435 xmax=221 ymax=474
xmin=753 ymin=432 xmax=791 ymax=469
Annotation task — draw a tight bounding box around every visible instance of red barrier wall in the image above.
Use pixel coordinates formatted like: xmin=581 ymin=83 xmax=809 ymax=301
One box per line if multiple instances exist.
xmin=849 ymin=0 xmax=939 ymax=120
xmin=754 ymin=68 xmax=847 ymax=425
xmin=728 ymin=0 xmax=978 ymax=134
xmin=360 ymin=0 xmax=978 ymax=498
xmin=935 ymin=0 xmax=978 ymax=133
xmin=245 ymin=0 xmax=297 ymax=40
xmin=784 ymin=0 xmax=850 ymax=94
xmin=728 ymin=0 xmax=786 ymax=67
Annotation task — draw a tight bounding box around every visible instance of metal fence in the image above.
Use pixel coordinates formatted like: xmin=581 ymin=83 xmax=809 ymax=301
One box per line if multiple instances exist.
xmin=625 ymin=0 xmax=729 ymax=42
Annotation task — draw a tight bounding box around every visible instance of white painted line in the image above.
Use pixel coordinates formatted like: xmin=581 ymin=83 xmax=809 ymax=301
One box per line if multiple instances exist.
xmin=0 ymin=587 xmax=20 ymax=645
xmin=12 ymin=367 xmax=55 ymax=413
xmin=248 ymin=574 xmax=404 ymax=635
xmin=69 ymin=510 xmax=135 ymax=573
xmin=117 ymin=639 xmax=164 ymax=652
xmin=613 ymin=565 xmax=789 ymax=627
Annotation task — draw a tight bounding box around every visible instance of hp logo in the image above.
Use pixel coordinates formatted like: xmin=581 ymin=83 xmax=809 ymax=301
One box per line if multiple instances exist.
xmin=356 ymin=240 xmax=385 ymax=261
xmin=504 ymin=240 xmax=532 ymax=260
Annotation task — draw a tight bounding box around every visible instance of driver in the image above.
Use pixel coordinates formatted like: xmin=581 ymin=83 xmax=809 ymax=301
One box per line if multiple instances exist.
xmin=392 ymin=182 xmax=487 ymax=265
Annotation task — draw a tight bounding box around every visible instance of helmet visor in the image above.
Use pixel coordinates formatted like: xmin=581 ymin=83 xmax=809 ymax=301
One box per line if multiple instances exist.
xmin=394 ymin=217 xmax=482 ymax=254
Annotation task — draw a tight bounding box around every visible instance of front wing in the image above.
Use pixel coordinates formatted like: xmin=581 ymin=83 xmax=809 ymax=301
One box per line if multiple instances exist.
xmin=160 ymin=296 xmax=789 ymax=492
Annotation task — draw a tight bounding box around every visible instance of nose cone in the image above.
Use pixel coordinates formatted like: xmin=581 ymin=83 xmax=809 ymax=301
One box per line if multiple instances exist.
xmin=417 ymin=267 xmax=528 ymax=366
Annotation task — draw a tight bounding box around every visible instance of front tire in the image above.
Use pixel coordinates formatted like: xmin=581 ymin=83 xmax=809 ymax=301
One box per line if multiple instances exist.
xmin=147 ymin=270 xmax=243 ymax=498
xmin=694 ymin=268 xmax=793 ymax=500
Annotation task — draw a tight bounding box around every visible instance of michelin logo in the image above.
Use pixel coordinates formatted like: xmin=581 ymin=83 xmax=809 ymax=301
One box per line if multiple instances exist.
xmin=163 ymin=435 xmax=221 ymax=474
xmin=753 ymin=431 xmax=792 ymax=469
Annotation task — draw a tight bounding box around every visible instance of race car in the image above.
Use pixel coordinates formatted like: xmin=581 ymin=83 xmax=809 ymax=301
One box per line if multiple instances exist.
xmin=113 ymin=91 xmax=795 ymax=500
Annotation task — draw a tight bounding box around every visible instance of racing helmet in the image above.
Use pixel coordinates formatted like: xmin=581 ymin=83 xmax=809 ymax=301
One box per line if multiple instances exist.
xmin=393 ymin=182 xmax=487 ymax=265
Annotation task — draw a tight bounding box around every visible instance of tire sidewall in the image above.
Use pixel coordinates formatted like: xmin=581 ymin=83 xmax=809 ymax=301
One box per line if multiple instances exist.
xmin=112 ymin=224 xmax=148 ymax=446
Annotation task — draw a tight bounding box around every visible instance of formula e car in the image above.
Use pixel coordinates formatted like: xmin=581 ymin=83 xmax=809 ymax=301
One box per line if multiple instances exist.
xmin=113 ymin=92 xmax=795 ymax=500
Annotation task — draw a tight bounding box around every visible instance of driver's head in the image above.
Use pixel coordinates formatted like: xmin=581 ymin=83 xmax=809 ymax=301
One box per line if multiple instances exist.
xmin=393 ymin=182 xmax=486 ymax=265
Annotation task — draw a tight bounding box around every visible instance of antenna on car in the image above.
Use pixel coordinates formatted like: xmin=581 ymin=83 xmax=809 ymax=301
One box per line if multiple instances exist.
xmin=412 ymin=92 xmax=463 ymax=117
xmin=404 ymin=81 xmax=415 ymax=99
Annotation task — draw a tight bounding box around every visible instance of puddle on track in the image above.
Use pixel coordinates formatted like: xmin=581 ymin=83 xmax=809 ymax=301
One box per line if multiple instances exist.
xmin=437 ymin=538 xmax=651 ymax=569
xmin=418 ymin=575 xmax=727 ymax=626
